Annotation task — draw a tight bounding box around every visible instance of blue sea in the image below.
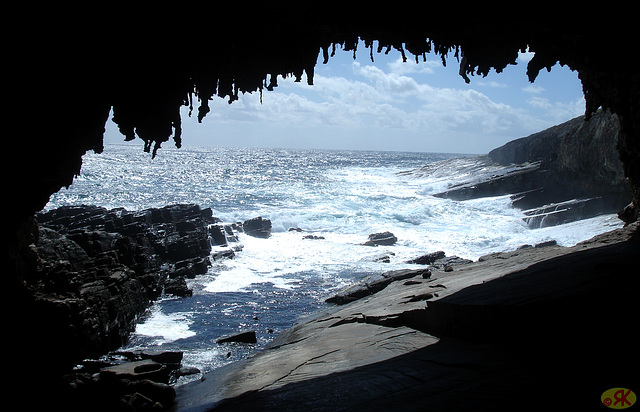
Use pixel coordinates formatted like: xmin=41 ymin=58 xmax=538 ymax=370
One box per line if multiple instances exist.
xmin=45 ymin=144 xmax=623 ymax=384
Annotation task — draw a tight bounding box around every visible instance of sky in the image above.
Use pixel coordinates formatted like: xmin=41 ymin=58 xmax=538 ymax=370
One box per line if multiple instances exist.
xmin=103 ymin=41 xmax=586 ymax=155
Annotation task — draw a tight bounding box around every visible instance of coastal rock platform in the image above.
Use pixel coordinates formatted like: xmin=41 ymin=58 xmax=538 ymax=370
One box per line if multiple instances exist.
xmin=401 ymin=111 xmax=632 ymax=229
xmin=174 ymin=223 xmax=639 ymax=411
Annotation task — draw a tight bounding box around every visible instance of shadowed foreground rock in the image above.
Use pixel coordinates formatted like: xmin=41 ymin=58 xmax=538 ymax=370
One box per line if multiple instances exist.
xmin=174 ymin=223 xmax=639 ymax=412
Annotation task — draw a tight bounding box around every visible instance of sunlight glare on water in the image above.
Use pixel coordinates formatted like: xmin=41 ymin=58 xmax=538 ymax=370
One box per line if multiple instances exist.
xmin=45 ymin=144 xmax=623 ymax=382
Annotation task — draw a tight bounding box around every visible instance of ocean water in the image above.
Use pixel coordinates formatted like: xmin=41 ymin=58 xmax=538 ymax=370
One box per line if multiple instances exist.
xmin=45 ymin=144 xmax=623 ymax=383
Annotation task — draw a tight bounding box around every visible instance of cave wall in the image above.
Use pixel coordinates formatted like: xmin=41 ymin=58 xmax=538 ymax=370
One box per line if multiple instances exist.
xmin=8 ymin=11 xmax=639 ymax=292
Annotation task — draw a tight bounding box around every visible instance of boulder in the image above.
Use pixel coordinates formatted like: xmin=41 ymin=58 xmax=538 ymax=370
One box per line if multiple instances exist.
xmin=372 ymin=252 xmax=395 ymax=263
xmin=209 ymin=224 xmax=228 ymax=246
xmin=406 ymin=251 xmax=471 ymax=271
xmin=176 ymin=366 xmax=202 ymax=378
xmin=303 ymin=234 xmax=325 ymax=240
xmin=406 ymin=251 xmax=446 ymax=265
xmin=216 ymin=330 xmax=258 ymax=344
xmin=71 ymin=349 xmax=185 ymax=409
xmin=212 ymin=248 xmax=236 ymax=261
xmin=100 ymin=359 xmax=169 ymax=383
xmin=164 ymin=276 xmax=192 ymax=297
xmin=429 ymin=255 xmax=473 ymax=270
xmin=139 ymin=350 xmax=184 ymax=365
xmin=243 ymin=217 xmax=272 ymax=238
xmin=362 ymin=231 xmax=397 ymax=246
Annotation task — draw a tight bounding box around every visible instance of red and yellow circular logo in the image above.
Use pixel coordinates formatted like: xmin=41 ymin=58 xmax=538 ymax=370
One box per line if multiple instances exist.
xmin=602 ymin=388 xmax=637 ymax=409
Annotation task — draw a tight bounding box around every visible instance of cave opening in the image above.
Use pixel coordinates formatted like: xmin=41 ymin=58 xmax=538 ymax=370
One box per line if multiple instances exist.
xmin=96 ymin=40 xmax=585 ymax=156
xmin=7 ymin=15 xmax=639 ymax=411
xmin=39 ymin=36 xmax=628 ymax=383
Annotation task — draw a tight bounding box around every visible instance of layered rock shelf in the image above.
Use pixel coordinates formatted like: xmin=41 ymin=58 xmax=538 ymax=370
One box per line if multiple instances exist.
xmin=175 ymin=222 xmax=639 ymax=411
xmin=28 ymin=204 xmax=216 ymax=370
xmin=12 ymin=204 xmax=278 ymax=410
xmin=401 ymin=110 xmax=632 ymax=228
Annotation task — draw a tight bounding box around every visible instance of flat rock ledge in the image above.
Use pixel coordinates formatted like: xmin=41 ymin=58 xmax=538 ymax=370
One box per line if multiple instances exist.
xmin=175 ymin=222 xmax=640 ymax=412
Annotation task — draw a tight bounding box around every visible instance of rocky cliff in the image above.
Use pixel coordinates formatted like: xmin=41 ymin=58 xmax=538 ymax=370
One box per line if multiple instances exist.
xmin=10 ymin=204 xmax=214 ymax=400
xmin=7 ymin=204 xmax=276 ymax=410
xmin=418 ymin=110 xmax=632 ymax=227
xmin=489 ymin=109 xmax=629 ymax=207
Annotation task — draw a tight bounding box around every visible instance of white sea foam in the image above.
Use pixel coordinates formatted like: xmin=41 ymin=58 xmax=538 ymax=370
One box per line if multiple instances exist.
xmin=46 ymin=144 xmax=625 ymax=376
xmin=207 ymin=163 xmax=624 ymax=293
xmin=132 ymin=306 xmax=196 ymax=345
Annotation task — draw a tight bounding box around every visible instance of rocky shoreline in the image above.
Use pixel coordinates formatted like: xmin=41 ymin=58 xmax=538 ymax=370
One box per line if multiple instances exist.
xmin=13 ymin=204 xmax=270 ymax=411
xmin=401 ymin=110 xmax=632 ymax=228
xmin=174 ymin=222 xmax=639 ymax=411
xmin=32 ymin=204 xmax=215 ymax=365
xmin=20 ymin=205 xmax=640 ymax=411
xmin=13 ymin=108 xmax=636 ymax=410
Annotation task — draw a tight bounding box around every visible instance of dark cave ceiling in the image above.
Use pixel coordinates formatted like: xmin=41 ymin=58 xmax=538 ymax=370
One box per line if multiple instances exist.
xmin=10 ymin=10 xmax=639 ymax=221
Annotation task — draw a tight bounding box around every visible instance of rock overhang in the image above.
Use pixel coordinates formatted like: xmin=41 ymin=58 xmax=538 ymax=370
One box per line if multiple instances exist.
xmin=9 ymin=10 xmax=640 ymax=275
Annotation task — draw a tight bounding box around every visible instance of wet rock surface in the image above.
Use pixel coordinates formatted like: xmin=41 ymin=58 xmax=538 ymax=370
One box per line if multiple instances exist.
xmin=216 ymin=330 xmax=258 ymax=344
xmin=362 ymin=231 xmax=398 ymax=246
xmin=325 ymin=268 xmax=430 ymax=305
xmin=175 ymin=223 xmax=640 ymax=411
xmin=28 ymin=204 xmax=215 ymax=371
xmin=242 ymin=216 xmax=272 ymax=238
xmin=13 ymin=203 xmax=270 ymax=411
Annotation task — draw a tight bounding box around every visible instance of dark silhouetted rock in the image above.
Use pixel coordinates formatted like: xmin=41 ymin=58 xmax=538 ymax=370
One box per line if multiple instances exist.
xmin=424 ymin=111 xmax=632 ymax=228
xmin=100 ymin=359 xmax=169 ymax=382
xmin=303 ymin=234 xmax=325 ymax=240
xmin=164 ymin=276 xmax=192 ymax=297
xmin=363 ymin=231 xmax=397 ymax=246
xmin=209 ymin=224 xmax=228 ymax=245
xmin=31 ymin=204 xmax=214 ymax=370
xmin=216 ymin=330 xmax=258 ymax=344
xmin=428 ymin=255 xmax=473 ymax=270
xmin=243 ymin=217 xmax=272 ymax=238
xmin=406 ymin=251 xmax=446 ymax=265
xmin=372 ymin=252 xmax=395 ymax=263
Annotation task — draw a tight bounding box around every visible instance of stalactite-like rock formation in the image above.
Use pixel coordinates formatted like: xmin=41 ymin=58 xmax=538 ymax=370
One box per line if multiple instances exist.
xmin=11 ymin=13 xmax=639 ymax=221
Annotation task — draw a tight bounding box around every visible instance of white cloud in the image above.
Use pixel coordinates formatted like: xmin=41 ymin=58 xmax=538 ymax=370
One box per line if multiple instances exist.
xmin=122 ymin=49 xmax=585 ymax=154
xmin=526 ymin=95 xmax=585 ymax=122
xmin=387 ymin=56 xmax=441 ymax=75
xmin=351 ymin=62 xmax=420 ymax=96
xmin=223 ymin=61 xmax=553 ymax=137
xmin=476 ymin=80 xmax=508 ymax=88
xmin=522 ymin=84 xmax=545 ymax=94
